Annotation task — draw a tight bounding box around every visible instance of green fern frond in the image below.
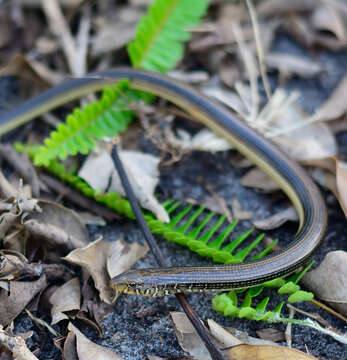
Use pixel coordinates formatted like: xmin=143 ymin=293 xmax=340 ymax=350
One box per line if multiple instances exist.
xmin=212 ymin=262 xmax=314 ymax=322
xmin=128 ymin=0 xmax=208 ymax=72
xmin=33 ymin=80 xmax=144 ymax=166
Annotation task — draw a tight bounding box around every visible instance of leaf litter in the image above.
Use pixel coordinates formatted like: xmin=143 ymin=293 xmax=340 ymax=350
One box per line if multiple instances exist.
xmin=0 ymin=0 xmax=347 ymax=358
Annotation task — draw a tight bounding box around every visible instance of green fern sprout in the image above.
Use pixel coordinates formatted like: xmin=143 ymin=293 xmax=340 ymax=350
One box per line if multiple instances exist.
xmin=33 ymin=81 xmax=145 ymax=166
xmin=128 ymin=0 xmax=208 ymax=72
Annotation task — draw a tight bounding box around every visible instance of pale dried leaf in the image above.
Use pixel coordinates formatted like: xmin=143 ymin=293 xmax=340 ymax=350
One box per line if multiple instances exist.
xmin=79 ymin=147 xmax=169 ymax=223
xmin=25 ymin=309 xmax=59 ymax=337
xmin=64 ymin=237 xmax=148 ymax=304
xmin=168 ymin=70 xmax=209 ymax=84
xmin=311 ymin=4 xmax=346 ymax=40
xmin=253 ymin=206 xmax=298 ymax=230
xmin=241 ymin=168 xmax=280 ymax=192
xmin=78 ymin=212 xmax=107 ymax=226
xmin=170 ymin=128 xmax=233 ymax=152
xmin=68 ymin=323 xmax=123 ymax=360
xmin=302 ymin=251 xmax=347 ymax=316
xmin=0 ymin=253 xmax=28 ymax=281
xmin=336 ymin=160 xmax=347 ymax=216
xmin=231 ymin=198 xmax=251 ymax=220
xmin=50 ymin=277 xmax=81 ymax=324
xmin=28 ymin=200 xmax=89 ymax=251
xmin=310 ymin=74 xmax=347 ymax=122
xmin=0 ymin=275 xmax=47 ymax=326
xmin=256 ymin=328 xmax=285 ymax=342
xmin=208 ymin=320 xmax=277 ymax=347
xmin=0 ymin=325 xmax=38 ymax=360
xmin=265 ymin=53 xmax=323 ymax=78
xmin=223 ymin=343 xmax=317 ymax=360
xmin=171 ymin=312 xmax=211 ymax=360
xmin=106 ymin=240 xmax=148 ymax=279
xmin=257 ymin=0 xmax=317 ymax=16
xmin=310 ymin=160 xmax=347 ymax=217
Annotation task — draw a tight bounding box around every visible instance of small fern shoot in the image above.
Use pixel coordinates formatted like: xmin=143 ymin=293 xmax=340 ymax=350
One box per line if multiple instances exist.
xmin=128 ymin=0 xmax=208 ymax=72
xmin=33 ymin=81 xmax=145 ymax=166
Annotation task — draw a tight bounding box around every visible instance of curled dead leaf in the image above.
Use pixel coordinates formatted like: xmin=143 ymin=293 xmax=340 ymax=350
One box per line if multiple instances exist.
xmin=79 ymin=147 xmax=169 ymax=223
xmin=311 ymin=4 xmax=346 ymax=40
xmin=27 ymin=200 xmax=89 ymax=253
xmin=63 ymin=237 xmax=148 ymax=304
xmin=223 ymin=343 xmax=317 ymax=360
xmin=0 ymin=275 xmax=47 ymax=326
xmin=253 ymin=206 xmax=298 ymax=230
xmin=67 ymin=323 xmax=123 ymax=359
xmin=302 ymin=251 xmax=347 ymax=316
xmin=50 ymin=277 xmax=81 ymax=324
xmin=241 ymin=168 xmax=280 ymax=192
xmin=310 ymin=74 xmax=347 ymax=122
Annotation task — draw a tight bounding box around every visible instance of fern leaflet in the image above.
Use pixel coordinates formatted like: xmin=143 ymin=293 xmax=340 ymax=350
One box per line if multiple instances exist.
xmin=127 ymin=0 xmax=208 ymax=72
xmin=33 ymin=81 xmax=148 ymax=166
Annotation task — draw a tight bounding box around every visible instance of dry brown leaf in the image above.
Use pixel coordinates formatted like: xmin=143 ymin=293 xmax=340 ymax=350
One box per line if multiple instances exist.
xmin=63 ymin=237 xmax=148 ymax=304
xmin=0 ymin=53 xmax=62 ymax=86
xmin=256 ymin=328 xmax=285 ymax=343
xmin=168 ymin=128 xmax=233 ymax=152
xmin=257 ymin=0 xmax=317 ymax=16
xmin=223 ymin=343 xmax=317 ymax=360
xmin=0 ymin=252 xmax=30 ymax=281
xmin=50 ymin=277 xmax=81 ymax=324
xmin=0 ymin=325 xmax=38 ymax=360
xmin=310 ymin=158 xmax=347 ymax=217
xmin=171 ymin=312 xmax=211 ymax=360
xmin=27 ymin=200 xmax=89 ymax=252
xmin=63 ymin=330 xmax=78 ymax=360
xmin=68 ymin=323 xmax=123 ymax=360
xmin=302 ymin=250 xmax=347 ymax=316
xmin=311 ymin=4 xmax=346 ymax=40
xmin=336 ymin=160 xmax=347 ymax=215
xmin=310 ymin=73 xmax=347 ymax=122
xmin=265 ymin=53 xmax=323 ymax=78
xmin=171 ymin=312 xmax=278 ymax=360
xmin=253 ymin=206 xmax=298 ymax=230
xmin=208 ymin=320 xmax=277 ymax=347
xmin=91 ymin=12 xmax=139 ymax=56
xmin=0 ymin=275 xmax=47 ymax=326
xmin=241 ymin=168 xmax=280 ymax=192
xmin=79 ymin=147 xmax=169 ymax=223
xmin=231 ymin=198 xmax=251 ymax=220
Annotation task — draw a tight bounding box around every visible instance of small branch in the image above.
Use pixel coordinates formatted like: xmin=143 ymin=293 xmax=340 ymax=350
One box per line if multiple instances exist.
xmin=110 ymin=143 xmax=226 ymax=360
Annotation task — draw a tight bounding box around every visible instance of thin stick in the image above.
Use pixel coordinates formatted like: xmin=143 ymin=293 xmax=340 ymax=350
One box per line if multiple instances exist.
xmin=111 ymin=144 xmax=226 ymax=360
xmin=41 ymin=0 xmax=78 ymax=75
xmin=311 ymin=299 xmax=347 ymax=323
xmin=246 ymin=0 xmax=272 ymax=101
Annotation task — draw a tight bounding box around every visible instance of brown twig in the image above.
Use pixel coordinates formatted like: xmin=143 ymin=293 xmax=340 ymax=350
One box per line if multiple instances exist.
xmin=310 ymin=299 xmax=347 ymax=323
xmin=111 ymin=144 xmax=226 ymax=360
